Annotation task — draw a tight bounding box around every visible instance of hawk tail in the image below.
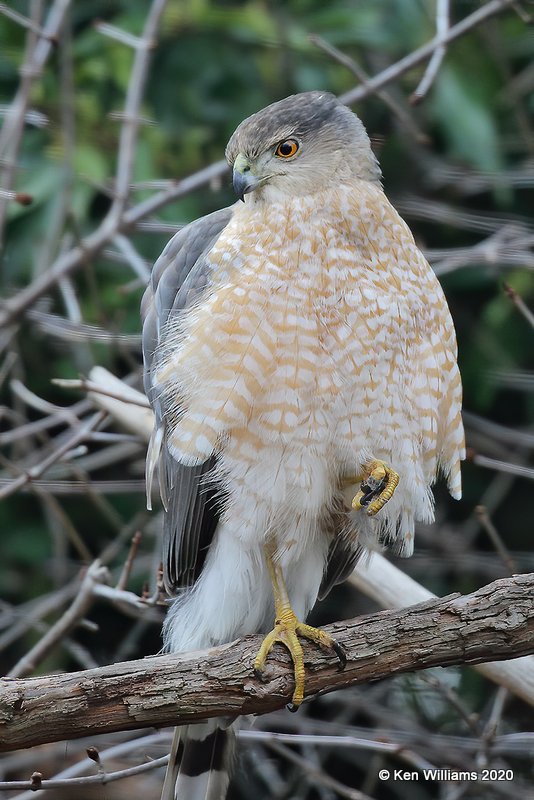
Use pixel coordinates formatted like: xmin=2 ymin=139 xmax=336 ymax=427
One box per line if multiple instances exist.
xmin=161 ymin=721 xmax=236 ymax=800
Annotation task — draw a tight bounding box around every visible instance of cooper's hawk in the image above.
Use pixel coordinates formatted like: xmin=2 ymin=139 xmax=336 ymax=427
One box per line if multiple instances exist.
xmin=142 ymin=91 xmax=465 ymax=800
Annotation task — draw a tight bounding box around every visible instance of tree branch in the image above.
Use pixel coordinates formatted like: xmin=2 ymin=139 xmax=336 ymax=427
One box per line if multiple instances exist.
xmin=0 ymin=573 xmax=532 ymax=752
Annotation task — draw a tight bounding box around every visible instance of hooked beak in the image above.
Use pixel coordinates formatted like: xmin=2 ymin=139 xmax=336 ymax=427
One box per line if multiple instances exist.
xmin=232 ymin=153 xmax=261 ymax=202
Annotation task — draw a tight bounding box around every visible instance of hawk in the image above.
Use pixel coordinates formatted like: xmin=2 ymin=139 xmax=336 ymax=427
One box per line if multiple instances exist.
xmin=142 ymin=91 xmax=465 ymax=800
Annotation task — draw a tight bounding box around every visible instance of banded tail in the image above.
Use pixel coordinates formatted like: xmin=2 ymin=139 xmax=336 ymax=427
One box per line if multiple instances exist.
xmin=161 ymin=721 xmax=236 ymax=800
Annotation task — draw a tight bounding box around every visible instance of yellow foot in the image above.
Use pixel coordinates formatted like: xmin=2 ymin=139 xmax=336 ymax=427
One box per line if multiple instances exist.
xmin=351 ymin=459 xmax=399 ymax=516
xmin=254 ymin=608 xmax=346 ymax=710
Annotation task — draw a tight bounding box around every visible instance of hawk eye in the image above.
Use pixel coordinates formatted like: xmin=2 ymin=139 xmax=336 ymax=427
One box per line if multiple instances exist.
xmin=275 ymin=139 xmax=299 ymax=158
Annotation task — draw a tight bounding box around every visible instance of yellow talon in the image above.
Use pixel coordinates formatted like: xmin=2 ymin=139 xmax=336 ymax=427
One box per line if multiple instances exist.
xmin=351 ymin=459 xmax=399 ymax=517
xmin=255 ymin=548 xmax=346 ymax=708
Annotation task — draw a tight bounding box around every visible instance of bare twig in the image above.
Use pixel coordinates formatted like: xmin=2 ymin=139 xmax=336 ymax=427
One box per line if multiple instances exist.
xmin=7 ymin=561 xmax=109 ymax=678
xmin=0 ymin=4 xmax=51 ymax=38
xmin=0 ymin=477 xmax=146 ymax=494
xmin=0 ymin=411 xmax=106 ymax=501
xmin=475 ymin=505 xmax=518 ymax=574
xmin=0 ymin=398 xmax=92 ymax=446
xmin=116 ymin=531 xmax=143 ymax=590
xmin=476 ymin=686 xmax=509 ymax=769
xmin=266 ymin=740 xmax=374 ymax=800
xmin=52 ymin=377 xmax=150 ymax=408
xmin=242 ymin=729 xmax=435 ymax=772
xmin=341 ymin=0 xmax=517 ymax=107
xmin=410 ymin=0 xmax=450 ymax=104
xmin=94 ymin=20 xmax=149 ymax=50
xmin=0 ymin=755 xmax=169 ymax=792
xmin=0 ymin=159 xmax=228 ymax=330
xmin=503 ymin=281 xmax=534 ymax=327
xmin=471 ymin=453 xmax=534 ymax=481
xmin=0 ymin=189 xmax=33 ymax=205
xmin=0 ymin=0 xmax=72 ymax=245
xmin=7 ymin=732 xmax=168 ymax=800
xmin=0 ymin=581 xmax=80 ymax=652
xmin=107 ymin=0 xmax=168 ymax=223
xmin=309 ymin=35 xmax=428 ymax=144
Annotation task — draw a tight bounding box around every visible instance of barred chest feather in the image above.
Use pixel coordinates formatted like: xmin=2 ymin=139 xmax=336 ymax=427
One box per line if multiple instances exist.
xmin=154 ymin=181 xmax=463 ymax=538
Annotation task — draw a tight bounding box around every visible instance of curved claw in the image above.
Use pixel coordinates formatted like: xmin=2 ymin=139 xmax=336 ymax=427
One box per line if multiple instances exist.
xmin=332 ymin=639 xmax=347 ymax=671
xmin=352 ymin=459 xmax=399 ymax=516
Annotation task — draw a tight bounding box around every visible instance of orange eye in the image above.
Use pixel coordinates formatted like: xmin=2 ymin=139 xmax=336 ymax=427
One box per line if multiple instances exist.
xmin=275 ymin=139 xmax=299 ymax=158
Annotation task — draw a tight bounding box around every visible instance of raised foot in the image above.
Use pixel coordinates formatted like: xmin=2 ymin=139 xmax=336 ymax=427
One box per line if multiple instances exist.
xmin=254 ymin=609 xmax=346 ymax=709
xmin=352 ymin=459 xmax=399 ymax=516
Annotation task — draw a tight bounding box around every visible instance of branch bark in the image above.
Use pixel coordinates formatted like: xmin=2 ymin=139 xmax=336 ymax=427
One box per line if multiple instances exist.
xmin=1 ymin=573 xmax=533 ymax=752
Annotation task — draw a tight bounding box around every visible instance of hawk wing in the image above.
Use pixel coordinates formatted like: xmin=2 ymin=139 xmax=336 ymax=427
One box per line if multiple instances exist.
xmin=142 ymin=206 xmax=233 ymax=594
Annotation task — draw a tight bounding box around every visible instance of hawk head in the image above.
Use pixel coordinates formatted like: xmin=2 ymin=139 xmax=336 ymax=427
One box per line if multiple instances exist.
xmin=225 ymin=91 xmax=381 ymax=203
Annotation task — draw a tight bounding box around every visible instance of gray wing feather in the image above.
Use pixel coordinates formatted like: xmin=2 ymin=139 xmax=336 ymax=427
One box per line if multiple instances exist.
xmin=142 ymin=206 xmax=233 ymax=594
xmin=319 ymin=536 xmax=362 ymax=600
xmin=318 ymin=497 xmax=363 ymax=600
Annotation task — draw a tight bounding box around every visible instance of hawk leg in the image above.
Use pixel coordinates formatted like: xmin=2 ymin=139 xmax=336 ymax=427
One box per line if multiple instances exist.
xmin=254 ymin=548 xmax=346 ymax=709
xmin=350 ymin=459 xmax=399 ymax=516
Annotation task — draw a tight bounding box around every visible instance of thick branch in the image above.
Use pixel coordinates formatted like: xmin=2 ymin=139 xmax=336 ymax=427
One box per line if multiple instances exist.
xmin=0 ymin=573 xmax=532 ymax=752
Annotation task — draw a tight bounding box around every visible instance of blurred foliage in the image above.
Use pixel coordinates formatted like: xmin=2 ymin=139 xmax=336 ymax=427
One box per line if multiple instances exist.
xmin=0 ymin=0 xmax=533 ymax=797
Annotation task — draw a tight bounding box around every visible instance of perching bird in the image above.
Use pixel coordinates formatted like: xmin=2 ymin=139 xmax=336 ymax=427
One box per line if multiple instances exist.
xmin=142 ymin=91 xmax=465 ymax=800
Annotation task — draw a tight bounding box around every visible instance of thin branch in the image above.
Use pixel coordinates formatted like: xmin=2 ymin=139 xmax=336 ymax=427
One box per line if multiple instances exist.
xmin=341 ymin=0 xmax=517 ymax=107
xmin=53 ymin=377 xmax=150 ymax=408
xmin=309 ymin=35 xmax=428 ymax=144
xmin=242 ymin=729 xmax=435 ymax=772
xmin=464 ymin=410 xmax=534 ymax=449
xmin=0 ymin=573 xmax=533 ymax=751
xmin=475 ymin=505 xmax=517 ymax=574
xmin=0 ymin=477 xmax=146 ymax=495
xmin=503 ymin=281 xmax=534 ymax=328
xmin=8 ymin=732 xmax=168 ymax=800
xmin=0 ymin=4 xmax=51 ymax=38
xmin=0 ymin=582 xmax=80 ymax=652
xmin=0 ymin=159 xmax=228 ymax=330
xmin=108 ymin=0 xmax=168 ymax=223
xmin=112 ymin=233 xmax=151 ymax=282
xmin=0 ymin=755 xmax=168 ymax=792
xmin=7 ymin=561 xmax=109 ymax=678
xmin=0 ymin=399 xmax=92 ymax=446
xmin=94 ymin=20 xmax=149 ymax=50
xmin=266 ymin=740 xmax=374 ymax=800
xmin=472 ymin=453 xmax=534 ymax=481
xmin=0 ymin=0 xmax=71 ymax=245
xmin=116 ymin=531 xmax=143 ymax=590
xmin=0 ymin=411 xmax=106 ymax=501
xmin=410 ymin=0 xmax=450 ymax=104
xmin=27 ymin=308 xmax=141 ymax=346
xmin=0 ymin=189 xmax=33 ymax=205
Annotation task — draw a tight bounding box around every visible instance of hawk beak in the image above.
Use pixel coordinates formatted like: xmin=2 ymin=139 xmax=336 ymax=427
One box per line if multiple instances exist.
xmin=232 ymin=154 xmax=260 ymax=202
